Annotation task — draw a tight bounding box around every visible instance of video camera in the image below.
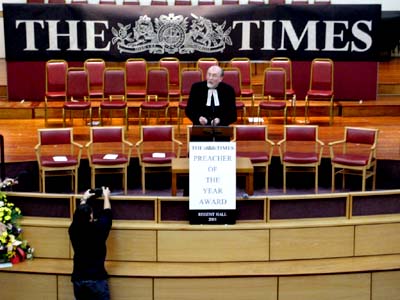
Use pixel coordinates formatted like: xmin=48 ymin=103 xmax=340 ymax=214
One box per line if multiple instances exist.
xmin=89 ymin=188 xmax=103 ymax=198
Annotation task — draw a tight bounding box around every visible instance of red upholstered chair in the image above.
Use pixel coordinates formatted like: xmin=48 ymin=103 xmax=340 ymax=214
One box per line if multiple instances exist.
xmin=292 ymin=0 xmax=309 ymax=4
xmin=305 ymin=58 xmax=334 ymax=125
xmin=136 ymin=125 xmax=182 ymax=193
xmin=248 ymin=0 xmax=265 ymax=4
xmin=197 ymin=58 xmax=218 ymax=80
xmin=123 ymin=0 xmax=140 ymax=4
xmin=233 ymin=125 xmax=274 ymax=192
xmin=27 ymin=0 xmax=45 ymax=3
xmin=86 ymin=126 xmax=133 ymax=195
xmin=222 ymin=67 xmax=246 ymax=121
xmin=175 ymin=0 xmax=191 ymax=4
xmin=270 ymin=57 xmax=296 ymax=120
xmin=177 ymin=68 xmax=202 ymax=135
xmin=268 ymin=0 xmax=285 ymax=4
xmin=230 ymin=57 xmax=255 ymax=112
xmin=45 ymin=59 xmax=68 ymax=127
xmin=139 ymin=67 xmax=170 ymax=128
xmin=48 ymin=0 xmax=65 ymax=3
xmin=159 ymin=57 xmax=181 ymax=99
xmin=71 ymin=0 xmax=88 ymax=3
xmin=270 ymin=57 xmax=296 ymax=101
xmin=125 ymin=58 xmax=147 ymax=100
xmin=99 ymin=67 xmax=128 ymax=130
xmin=84 ymin=58 xmax=106 ymax=99
xmin=99 ymin=0 xmax=116 ymax=4
xmin=198 ymin=0 xmax=214 ymax=4
xmin=329 ymin=127 xmax=379 ymax=192
xmin=257 ymin=67 xmax=288 ymax=124
xmin=35 ymin=128 xmax=82 ymax=194
xmin=222 ymin=0 xmax=239 ymax=4
xmin=278 ymin=125 xmax=324 ymax=193
xmin=151 ymin=0 xmax=168 ymax=4
xmin=63 ymin=67 xmax=92 ymax=127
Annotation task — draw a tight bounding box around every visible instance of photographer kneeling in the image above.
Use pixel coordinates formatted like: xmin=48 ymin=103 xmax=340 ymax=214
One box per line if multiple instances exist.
xmin=69 ymin=187 xmax=112 ymax=300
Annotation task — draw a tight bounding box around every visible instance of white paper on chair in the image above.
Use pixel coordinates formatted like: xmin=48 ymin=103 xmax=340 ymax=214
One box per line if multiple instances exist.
xmin=53 ymin=156 xmax=68 ymax=162
xmin=103 ymin=154 xmax=118 ymax=160
xmin=152 ymin=152 xmax=166 ymax=158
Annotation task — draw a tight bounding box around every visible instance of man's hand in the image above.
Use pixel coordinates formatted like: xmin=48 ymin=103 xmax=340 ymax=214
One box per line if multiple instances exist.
xmin=211 ymin=118 xmax=220 ymax=126
xmin=199 ymin=116 xmax=208 ymax=125
xmin=81 ymin=189 xmax=95 ymax=204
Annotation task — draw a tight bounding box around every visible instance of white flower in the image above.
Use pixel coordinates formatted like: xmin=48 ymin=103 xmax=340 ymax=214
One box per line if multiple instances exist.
xmin=0 ymin=201 xmax=4 ymax=207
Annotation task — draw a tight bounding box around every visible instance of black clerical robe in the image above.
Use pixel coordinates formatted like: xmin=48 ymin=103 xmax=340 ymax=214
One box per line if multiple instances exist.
xmin=185 ymin=81 xmax=237 ymax=126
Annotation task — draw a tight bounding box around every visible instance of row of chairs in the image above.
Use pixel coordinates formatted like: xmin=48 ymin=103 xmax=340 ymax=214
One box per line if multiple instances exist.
xmin=36 ymin=125 xmax=183 ymax=195
xmin=45 ymin=56 xmax=334 ymax=131
xmin=36 ymin=124 xmax=378 ymax=196
xmin=218 ymin=124 xmax=378 ymax=194
xmin=28 ymin=0 xmax=331 ymax=5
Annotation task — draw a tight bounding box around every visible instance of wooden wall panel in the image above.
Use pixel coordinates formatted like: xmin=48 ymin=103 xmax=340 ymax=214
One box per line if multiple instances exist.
xmin=0 ymin=272 xmax=57 ymax=300
xmin=58 ymin=275 xmax=74 ymax=300
xmin=270 ymin=226 xmax=354 ymax=260
xmin=22 ymin=226 xmax=70 ymax=258
xmin=372 ymin=270 xmax=400 ymax=300
xmin=154 ymin=277 xmax=277 ymax=300
xmin=157 ymin=230 xmax=269 ymax=262
xmin=107 ymin=229 xmax=157 ymax=261
xmin=355 ymin=223 xmax=400 ymax=256
xmin=109 ymin=277 xmax=153 ymax=300
xmin=279 ymin=273 xmax=371 ymax=300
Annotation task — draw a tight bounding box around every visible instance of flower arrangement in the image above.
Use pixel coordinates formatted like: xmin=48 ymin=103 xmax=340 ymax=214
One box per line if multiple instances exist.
xmin=0 ymin=189 xmax=33 ymax=264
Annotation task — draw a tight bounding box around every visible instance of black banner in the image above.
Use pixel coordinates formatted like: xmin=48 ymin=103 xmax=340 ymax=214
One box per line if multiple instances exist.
xmin=3 ymin=3 xmax=381 ymax=61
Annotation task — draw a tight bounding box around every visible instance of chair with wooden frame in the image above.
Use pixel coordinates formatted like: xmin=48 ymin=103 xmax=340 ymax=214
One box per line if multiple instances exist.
xmin=35 ymin=128 xmax=82 ymax=194
xmin=248 ymin=0 xmax=265 ymax=4
xmin=222 ymin=67 xmax=246 ymax=122
xmin=230 ymin=57 xmax=255 ymax=113
xmin=151 ymin=0 xmax=168 ymax=4
xmin=305 ymin=58 xmax=334 ymax=125
xmin=278 ymin=125 xmax=324 ymax=193
xmin=233 ymin=125 xmax=274 ymax=192
xmin=196 ymin=58 xmax=218 ymax=80
xmin=99 ymin=67 xmax=128 ymax=130
xmin=99 ymin=0 xmax=116 ymax=4
xmin=174 ymin=0 xmax=191 ymax=4
xmin=257 ymin=67 xmax=288 ymax=124
xmin=222 ymin=0 xmax=238 ymax=4
xmin=177 ymin=68 xmax=202 ymax=135
xmin=45 ymin=59 xmax=68 ymax=127
xmin=136 ymin=125 xmax=182 ymax=194
xmin=122 ymin=0 xmax=140 ymax=4
xmin=125 ymin=58 xmax=147 ymax=100
xmin=159 ymin=57 xmax=181 ymax=99
xmin=63 ymin=67 xmax=92 ymax=127
xmin=329 ymin=127 xmax=379 ymax=192
xmin=270 ymin=57 xmax=296 ymax=119
xmin=269 ymin=0 xmax=285 ymax=4
xmin=198 ymin=0 xmax=215 ymax=4
xmin=84 ymin=58 xmax=106 ymax=99
xmin=86 ymin=126 xmax=133 ymax=195
xmin=292 ymin=0 xmax=309 ymax=4
xmin=139 ymin=67 xmax=170 ymax=128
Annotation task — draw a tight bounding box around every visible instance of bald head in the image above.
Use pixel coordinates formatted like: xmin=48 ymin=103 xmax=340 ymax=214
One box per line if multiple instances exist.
xmin=206 ymin=65 xmax=224 ymax=89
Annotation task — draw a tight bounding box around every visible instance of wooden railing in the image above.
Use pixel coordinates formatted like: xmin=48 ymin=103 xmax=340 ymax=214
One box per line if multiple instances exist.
xmin=2 ymin=190 xmax=400 ymax=299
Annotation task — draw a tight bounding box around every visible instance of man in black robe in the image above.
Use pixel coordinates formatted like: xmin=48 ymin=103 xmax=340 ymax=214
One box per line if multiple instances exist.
xmin=185 ymin=65 xmax=237 ymax=126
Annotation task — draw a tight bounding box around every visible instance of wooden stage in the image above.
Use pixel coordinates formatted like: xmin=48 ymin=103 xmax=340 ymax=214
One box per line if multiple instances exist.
xmin=0 ymin=58 xmax=400 ymax=185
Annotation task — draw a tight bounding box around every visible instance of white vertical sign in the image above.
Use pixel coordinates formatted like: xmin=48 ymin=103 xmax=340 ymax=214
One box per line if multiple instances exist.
xmin=189 ymin=142 xmax=236 ymax=210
